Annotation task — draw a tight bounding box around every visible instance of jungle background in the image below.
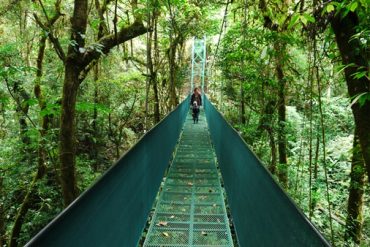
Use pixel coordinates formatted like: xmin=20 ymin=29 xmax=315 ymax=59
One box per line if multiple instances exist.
xmin=0 ymin=0 xmax=369 ymax=246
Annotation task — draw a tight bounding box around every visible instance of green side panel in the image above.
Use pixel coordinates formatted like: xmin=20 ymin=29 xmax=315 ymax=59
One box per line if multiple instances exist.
xmin=26 ymin=96 xmax=190 ymax=247
xmin=203 ymin=96 xmax=330 ymax=247
xmin=144 ymin=110 xmax=233 ymax=247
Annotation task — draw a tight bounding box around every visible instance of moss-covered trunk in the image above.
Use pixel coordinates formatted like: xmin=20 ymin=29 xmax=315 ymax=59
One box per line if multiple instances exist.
xmin=345 ymin=130 xmax=365 ymax=243
xmin=168 ymin=41 xmax=178 ymax=109
xmin=147 ymin=10 xmax=160 ymax=123
xmin=9 ymin=31 xmax=51 ymax=247
xmin=331 ymin=11 xmax=370 ymax=183
xmin=258 ymin=100 xmax=277 ymax=174
xmin=276 ymin=66 xmax=288 ymax=187
xmin=0 ymin=176 xmax=4 ymax=247
xmin=60 ymin=63 xmax=81 ymax=206
xmin=58 ymin=0 xmax=88 ymax=206
xmin=58 ymin=0 xmax=147 ymax=207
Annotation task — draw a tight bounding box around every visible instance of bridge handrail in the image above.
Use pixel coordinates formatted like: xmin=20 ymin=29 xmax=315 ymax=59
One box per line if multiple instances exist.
xmin=204 ymin=95 xmax=330 ymax=247
xmin=26 ymin=96 xmax=190 ymax=247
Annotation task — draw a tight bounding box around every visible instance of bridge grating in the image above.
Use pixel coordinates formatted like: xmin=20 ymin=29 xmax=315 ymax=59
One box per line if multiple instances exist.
xmin=143 ymin=111 xmax=234 ymax=247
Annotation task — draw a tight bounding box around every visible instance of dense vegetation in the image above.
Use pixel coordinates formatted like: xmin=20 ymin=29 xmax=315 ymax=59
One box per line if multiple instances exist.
xmin=0 ymin=0 xmax=369 ymax=246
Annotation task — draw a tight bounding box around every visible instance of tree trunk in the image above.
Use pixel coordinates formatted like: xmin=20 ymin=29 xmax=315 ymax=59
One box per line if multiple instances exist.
xmin=345 ymin=130 xmax=365 ymax=244
xmin=267 ymin=128 xmax=277 ymax=174
xmin=257 ymin=100 xmax=275 ymax=135
xmin=240 ymin=82 xmax=246 ymax=124
xmin=257 ymin=100 xmax=277 ymax=175
xmin=146 ymin=10 xmax=160 ymax=123
xmin=34 ymin=33 xmax=50 ymax=181
xmin=10 ymin=81 xmax=31 ymax=161
xmin=60 ymin=63 xmax=81 ymax=206
xmin=331 ymin=11 xmax=370 ymax=183
xmin=314 ymin=133 xmax=320 ymax=179
xmin=309 ymin=133 xmax=320 ymax=217
xmin=152 ymin=13 xmax=160 ymax=123
xmin=276 ymin=56 xmax=288 ymax=188
xmin=0 ymin=176 xmax=4 ymax=247
xmin=152 ymin=78 xmax=160 ymax=123
xmin=258 ymin=0 xmax=289 ymax=186
xmin=167 ymin=1 xmax=178 ymax=109
xmin=9 ymin=32 xmax=52 ymax=247
xmin=58 ymin=0 xmax=147 ymax=207
xmin=8 ymin=164 xmax=45 ymax=247
xmin=59 ymin=0 xmax=89 ymax=207
xmin=91 ymin=64 xmax=99 ymax=171
xmin=168 ymin=42 xmax=178 ymax=109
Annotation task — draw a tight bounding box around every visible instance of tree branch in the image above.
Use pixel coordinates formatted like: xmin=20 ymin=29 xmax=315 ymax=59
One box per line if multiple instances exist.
xmin=33 ymin=14 xmax=66 ymax=62
xmin=37 ymin=0 xmax=51 ymax=24
xmin=95 ymin=0 xmax=113 ymax=38
xmin=82 ymin=20 xmax=147 ymax=67
xmin=78 ymin=59 xmax=98 ymax=83
xmin=33 ymin=0 xmax=65 ymax=62
xmin=5 ymin=79 xmax=38 ymax=129
xmin=123 ymin=56 xmax=146 ymax=66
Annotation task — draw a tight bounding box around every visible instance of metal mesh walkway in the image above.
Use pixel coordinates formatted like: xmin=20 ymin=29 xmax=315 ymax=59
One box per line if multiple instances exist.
xmin=143 ymin=110 xmax=234 ymax=246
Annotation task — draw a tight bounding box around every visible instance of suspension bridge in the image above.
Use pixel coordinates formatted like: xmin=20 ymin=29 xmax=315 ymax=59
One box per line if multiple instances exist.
xmin=26 ymin=38 xmax=330 ymax=247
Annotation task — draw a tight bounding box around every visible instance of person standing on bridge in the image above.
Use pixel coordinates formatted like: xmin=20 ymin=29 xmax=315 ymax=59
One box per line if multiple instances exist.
xmin=191 ymin=87 xmax=202 ymax=123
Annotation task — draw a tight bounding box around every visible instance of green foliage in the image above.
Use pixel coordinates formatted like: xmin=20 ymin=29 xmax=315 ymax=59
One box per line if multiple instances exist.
xmin=76 ymin=102 xmax=110 ymax=114
xmin=76 ymin=156 xmax=102 ymax=190
xmin=0 ymin=0 xmax=369 ymax=246
xmin=40 ymin=102 xmax=61 ymax=117
xmin=350 ymin=92 xmax=370 ymax=108
xmin=324 ymin=0 xmax=367 ymax=17
xmin=213 ymin=1 xmax=369 ymax=246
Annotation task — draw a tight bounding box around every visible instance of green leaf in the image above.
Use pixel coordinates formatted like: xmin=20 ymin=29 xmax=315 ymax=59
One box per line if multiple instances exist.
xmin=40 ymin=103 xmax=61 ymax=117
xmin=0 ymin=96 xmax=9 ymax=104
xmin=260 ymin=46 xmax=268 ymax=60
xmin=76 ymin=102 xmax=95 ymax=112
xmin=349 ymin=1 xmax=358 ymax=12
xmin=90 ymin=19 xmax=101 ymax=31
xmin=303 ymin=13 xmax=315 ymax=23
xmin=358 ymin=93 xmax=370 ymax=107
xmin=351 ymin=71 xmax=368 ymax=79
xmin=76 ymin=102 xmax=110 ymax=114
xmin=94 ymin=103 xmax=111 ymax=114
xmin=25 ymin=98 xmax=38 ymax=106
xmin=300 ymin=15 xmax=307 ymax=25
xmin=326 ymin=4 xmax=335 ymax=13
xmin=349 ymin=92 xmax=367 ymax=108
xmin=336 ymin=63 xmax=356 ymax=75
xmin=341 ymin=8 xmax=351 ymax=18
xmin=288 ymin=14 xmax=300 ymax=29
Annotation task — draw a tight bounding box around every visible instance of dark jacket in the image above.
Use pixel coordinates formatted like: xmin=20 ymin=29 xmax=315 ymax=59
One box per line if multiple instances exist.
xmin=190 ymin=93 xmax=202 ymax=106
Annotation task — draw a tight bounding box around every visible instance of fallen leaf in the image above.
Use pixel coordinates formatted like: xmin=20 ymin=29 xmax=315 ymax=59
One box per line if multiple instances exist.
xmin=170 ymin=215 xmax=175 ymax=219
xmin=212 ymin=204 xmax=217 ymax=207
xmin=162 ymin=232 xmax=169 ymax=237
xmin=156 ymin=221 xmax=168 ymax=227
xmin=187 ymin=182 xmax=193 ymax=186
